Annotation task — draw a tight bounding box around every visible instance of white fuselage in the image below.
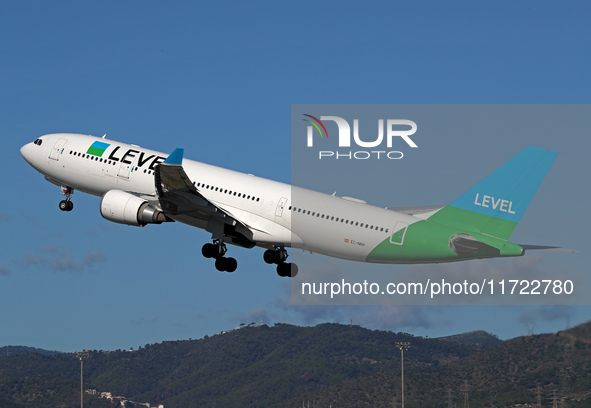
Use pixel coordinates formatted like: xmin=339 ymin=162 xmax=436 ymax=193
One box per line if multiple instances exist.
xmin=21 ymin=133 xmax=419 ymax=263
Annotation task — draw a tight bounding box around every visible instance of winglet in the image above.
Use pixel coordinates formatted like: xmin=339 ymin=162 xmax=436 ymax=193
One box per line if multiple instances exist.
xmin=164 ymin=148 xmax=184 ymax=165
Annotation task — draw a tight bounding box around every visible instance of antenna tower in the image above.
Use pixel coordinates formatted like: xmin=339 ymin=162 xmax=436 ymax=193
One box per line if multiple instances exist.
xmin=460 ymin=380 xmax=469 ymax=408
xmin=446 ymin=388 xmax=454 ymax=408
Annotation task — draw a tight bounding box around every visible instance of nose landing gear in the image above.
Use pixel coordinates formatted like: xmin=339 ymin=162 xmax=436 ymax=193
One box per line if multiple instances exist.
xmin=59 ymin=186 xmax=74 ymax=212
xmin=202 ymin=241 xmax=237 ymax=272
xmin=264 ymin=247 xmax=298 ymax=278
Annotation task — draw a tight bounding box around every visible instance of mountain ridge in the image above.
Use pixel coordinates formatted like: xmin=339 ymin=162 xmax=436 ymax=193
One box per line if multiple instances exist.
xmin=1 ymin=321 xmax=589 ymax=407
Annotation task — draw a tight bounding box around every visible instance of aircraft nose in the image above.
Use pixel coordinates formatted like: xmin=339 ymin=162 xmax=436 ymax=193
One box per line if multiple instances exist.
xmin=20 ymin=142 xmax=35 ymax=165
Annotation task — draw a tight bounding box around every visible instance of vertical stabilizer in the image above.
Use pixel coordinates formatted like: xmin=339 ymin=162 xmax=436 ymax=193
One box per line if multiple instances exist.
xmin=428 ymin=147 xmax=557 ymax=240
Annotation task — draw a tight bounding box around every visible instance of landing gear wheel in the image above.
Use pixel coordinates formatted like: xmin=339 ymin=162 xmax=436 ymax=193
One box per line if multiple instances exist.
xmin=265 ymin=247 xmax=296 ymax=277
xmin=59 ymin=200 xmax=73 ymax=212
xmin=225 ymin=257 xmax=238 ymax=273
xmin=276 ymin=263 xmax=288 ymax=277
xmin=202 ymin=243 xmax=217 ymax=258
xmin=277 ymin=262 xmax=298 ymax=278
xmin=215 ymin=257 xmax=238 ymax=272
xmin=204 ymin=240 xmax=236 ymax=272
xmin=215 ymin=257 xmax=227 ymax=272
xmin=289 ymin=263 xmax=298 ymax=277
xmin=59 ymin=186 xmax=74 ymax=211
xmin=263 ymin=249 xmax=277 ymax=264
xmin=202 ymin=241 xmax=227 ymax=259
xmin=263 ymin=247 xmax=288 ymax=264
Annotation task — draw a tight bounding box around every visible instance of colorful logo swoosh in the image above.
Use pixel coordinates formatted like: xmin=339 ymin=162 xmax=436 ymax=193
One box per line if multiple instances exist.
xmin=302 ymin=114 xmax=328 ymax=138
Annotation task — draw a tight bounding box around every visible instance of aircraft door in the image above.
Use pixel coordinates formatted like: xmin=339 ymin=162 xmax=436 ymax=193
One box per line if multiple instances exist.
xmin=389 ymin=221 xmax=409 ymax=246
xmin=117 ymin=156 xmax=138 ymax=179
xmin=275 ymin=197 xmax=288 ymax=217
xmin=49 ymin=138 xmax=68 ymax=161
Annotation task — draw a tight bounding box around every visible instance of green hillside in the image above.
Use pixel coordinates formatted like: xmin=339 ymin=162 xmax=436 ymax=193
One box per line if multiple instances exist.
xmin=1 ymin=322 xmax=589 ymax=407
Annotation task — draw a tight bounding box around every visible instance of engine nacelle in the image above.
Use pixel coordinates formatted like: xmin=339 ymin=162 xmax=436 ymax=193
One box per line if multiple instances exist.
xmin=100 ymin=190 xmax=169 ymax=227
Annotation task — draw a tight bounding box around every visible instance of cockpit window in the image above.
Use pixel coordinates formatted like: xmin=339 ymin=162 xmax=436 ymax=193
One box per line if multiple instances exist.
xmin=34 ymin=138 xmax=43 ymax=146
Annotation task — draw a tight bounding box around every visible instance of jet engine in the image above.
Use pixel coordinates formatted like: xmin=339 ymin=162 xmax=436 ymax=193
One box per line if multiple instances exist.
xmin=100 ymin=190 xmax=170 ymax=227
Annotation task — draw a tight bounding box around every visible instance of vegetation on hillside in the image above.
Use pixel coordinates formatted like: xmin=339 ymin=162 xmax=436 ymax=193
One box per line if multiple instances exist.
xmin=1 ymin=322 xmax=589 ymax=407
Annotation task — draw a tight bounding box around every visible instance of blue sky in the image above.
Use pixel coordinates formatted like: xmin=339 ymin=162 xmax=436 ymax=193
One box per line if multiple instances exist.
xmin=2 ymin=1 xmax=590 ymax=352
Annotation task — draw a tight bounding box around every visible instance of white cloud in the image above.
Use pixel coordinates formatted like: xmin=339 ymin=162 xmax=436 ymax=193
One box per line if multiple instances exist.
xmin=22 ymin=245 xmax=106 ymax=272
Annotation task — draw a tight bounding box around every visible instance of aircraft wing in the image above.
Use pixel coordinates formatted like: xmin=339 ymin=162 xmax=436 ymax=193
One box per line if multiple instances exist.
xmin=155 ymin=148 xmax=241 ymax=226
xmin=154 ymin=148 xmax=270 ymax=242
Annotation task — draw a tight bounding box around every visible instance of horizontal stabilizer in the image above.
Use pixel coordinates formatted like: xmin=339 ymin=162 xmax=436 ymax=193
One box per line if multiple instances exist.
xmin=520 ymin=244 xmax=579 ymax=253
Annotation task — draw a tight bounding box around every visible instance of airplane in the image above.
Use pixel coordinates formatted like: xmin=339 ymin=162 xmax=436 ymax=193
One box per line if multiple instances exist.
xmin=21 ymin=133 xmax=565 ymax=278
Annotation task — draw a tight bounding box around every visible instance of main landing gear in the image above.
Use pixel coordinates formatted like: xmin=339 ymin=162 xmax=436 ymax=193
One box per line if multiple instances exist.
xmin=201 ymin=241 xmax=299 ymax=278
xmin=202 ymin=241 xmax=238 ymax=273
xmin=264 ymin=247 xmax=298 ymax=278
xmin=59 ymin=186 xmax=74 ymax=212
